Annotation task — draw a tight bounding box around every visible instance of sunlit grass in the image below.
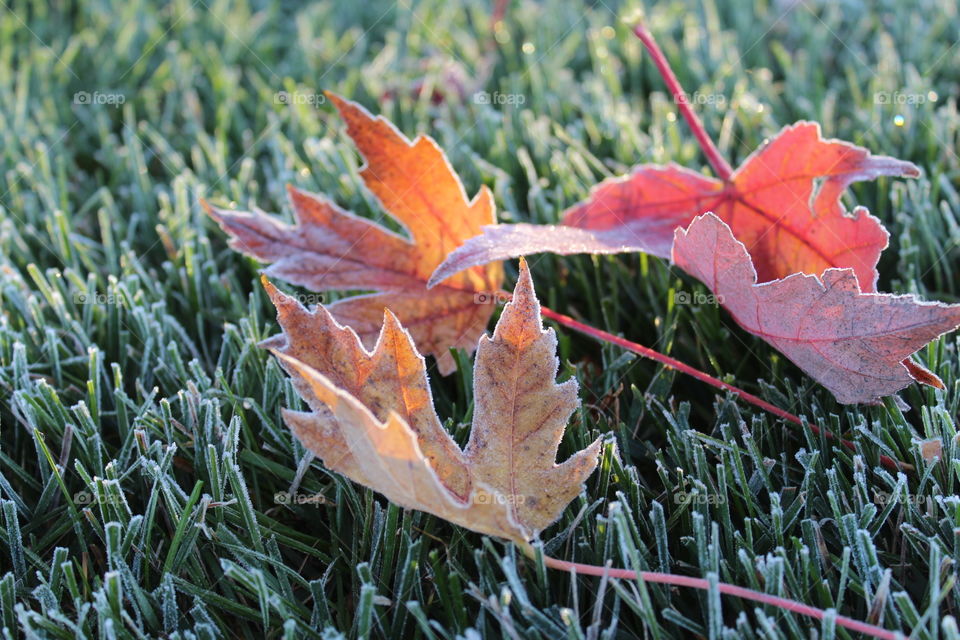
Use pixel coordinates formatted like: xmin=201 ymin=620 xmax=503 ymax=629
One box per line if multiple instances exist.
xmin=1 ymin=0 xmax=959 ymax=637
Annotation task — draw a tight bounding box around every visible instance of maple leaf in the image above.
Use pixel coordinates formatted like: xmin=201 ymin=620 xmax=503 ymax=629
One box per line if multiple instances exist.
xmin=428 ymin=119 xmax=959 ymax=403
xmin=430 ymin=122 xmax=918 ymax=291
xmin=266 ymin=259 xmax=601 ymax=542
xmin=673 ymin=214 xmax=960 ymax=404
xmin=205 ymin=93 xmax=503 ymax=375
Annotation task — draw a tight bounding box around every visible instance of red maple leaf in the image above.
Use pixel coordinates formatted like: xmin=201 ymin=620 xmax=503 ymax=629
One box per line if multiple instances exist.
xmin=429 ymin=24 xmax=960 ymax=404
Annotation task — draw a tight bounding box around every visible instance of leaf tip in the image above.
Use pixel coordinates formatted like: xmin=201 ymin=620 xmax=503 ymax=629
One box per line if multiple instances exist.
xmin=510 ymin=257 xmax=539 ymax=313
xmin=324 ymin=90 xmax=345 ymax=109
xmin=325 ymin=92 xmax=368 ymax=126
xmin=491 ymin=257 xmax=545 ymax=347
xmin=425 ymin=268 xmax=444 ymax=289
xmin=902 ymin=162 xmax=922 ymax=178
xmin=516 ymin=255 xmax=532 ymax=287
xmin=904 ymin=359 xmax=945 ymax=389
xmin=200 ymin=197 xmax=221 ymax=222
xmin=259 ymin=274 xmax=280 ymax=299
xmin=381 ymin=307 xmax=404 ymax=332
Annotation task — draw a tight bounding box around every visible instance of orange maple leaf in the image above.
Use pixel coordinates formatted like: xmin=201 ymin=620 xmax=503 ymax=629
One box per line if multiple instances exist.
xmin=205 ymin=93 xmax=503 ymax=374
xmin=266 ymin=259 xmax=601 ymax=542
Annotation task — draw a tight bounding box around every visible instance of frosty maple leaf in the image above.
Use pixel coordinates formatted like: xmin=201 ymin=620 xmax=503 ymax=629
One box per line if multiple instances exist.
xmin=430 ymin=122 xmax=917 ymax=292
xmin=428 ymin=24 xmax=960 ymax=405
xmin=266 ymin=259 xmax=601 ymax=542
xmin=205 ymin=93 xmax=503 ymax=375
xmin=429 ymin=123 xmax=951 ymax=404
xmin=674 ymin=214 xmax=960 ymax=404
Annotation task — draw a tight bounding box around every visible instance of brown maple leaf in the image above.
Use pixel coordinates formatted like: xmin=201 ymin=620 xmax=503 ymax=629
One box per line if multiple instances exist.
xmin=267 ymin=259 xmax=601 ymax=542
xmin=205 ymin=93 xmax=503 ymax=375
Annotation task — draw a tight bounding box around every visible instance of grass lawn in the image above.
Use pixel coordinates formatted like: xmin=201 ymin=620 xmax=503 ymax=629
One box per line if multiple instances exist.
xmin=2 ymin=0 xmax=960 ymax=637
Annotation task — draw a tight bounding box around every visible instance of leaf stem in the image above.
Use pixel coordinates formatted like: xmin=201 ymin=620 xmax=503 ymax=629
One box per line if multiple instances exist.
xmin=536 ymin=303 xmax=912 ymax=472
xmin=632 ymin=22 xmax=734 ymax=181
xmin=523 ymin=546 xmax=901 ymax=640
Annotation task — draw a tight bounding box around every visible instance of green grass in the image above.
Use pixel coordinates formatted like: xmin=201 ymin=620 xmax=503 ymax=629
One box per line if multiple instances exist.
xmin=2 ymin=0 xmax=960 ymax=637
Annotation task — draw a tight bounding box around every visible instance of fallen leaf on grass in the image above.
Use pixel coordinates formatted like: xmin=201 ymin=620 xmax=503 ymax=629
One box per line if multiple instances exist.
xmin=206 ymin=93 xmax=502 ymax=375
xmin=672 ymin=214 xmax=960 ymax=404
xmin=267 ymin=259 xmax=601 ymax=542
xmin=428 ymin=123 xmax=960 ymax=404
xmin=431 ymin=122 xmax=916 ymax=290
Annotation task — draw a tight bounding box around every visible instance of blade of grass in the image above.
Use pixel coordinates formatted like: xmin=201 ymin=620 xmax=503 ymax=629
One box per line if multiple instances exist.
xmin=161 ymin=480 xmax=204 ymax=576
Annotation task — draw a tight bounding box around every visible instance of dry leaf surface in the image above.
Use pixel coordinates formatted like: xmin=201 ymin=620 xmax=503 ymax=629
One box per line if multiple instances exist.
xmin=207 ymin=93 xmax=502 ymax=374
xmin=430 ymin=123 xmax=960 ymax=403
xmin=672 ymin=214 xmax=960 ymax=403
xmin=431 ymin=123 xmax=917 ymax=290
xmin=267 ymin=260 xmax=600 ymax=542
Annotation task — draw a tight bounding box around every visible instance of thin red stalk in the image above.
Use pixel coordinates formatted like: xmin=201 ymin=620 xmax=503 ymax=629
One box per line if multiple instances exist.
xmin=538 ymin=304 xmax=912 ymax=472
xmin=491 ymin=0 xmax=509 ymax=28
xmin=537 ymin=553 xmax=901 ymax=640
xmin=509 ymin=24 xmax=905 ymax=636
xmin=622 ymin=23 xmax=910 ymax=470
xmin=633 ymin=22 xmax=734 ymax=181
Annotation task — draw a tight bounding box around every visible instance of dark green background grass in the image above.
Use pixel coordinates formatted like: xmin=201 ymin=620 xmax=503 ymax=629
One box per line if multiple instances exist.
xmin=1 ymin=0 xmax=960 ymax=637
